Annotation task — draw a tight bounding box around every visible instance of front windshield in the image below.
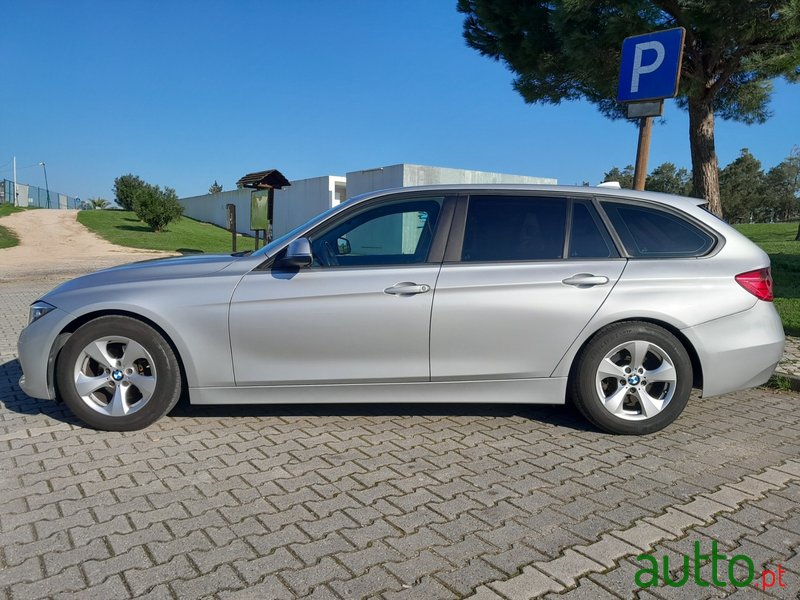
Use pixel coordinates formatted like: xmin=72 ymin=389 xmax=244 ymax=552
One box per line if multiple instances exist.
xmin=251 ymin=203 xmax=345 ymax=257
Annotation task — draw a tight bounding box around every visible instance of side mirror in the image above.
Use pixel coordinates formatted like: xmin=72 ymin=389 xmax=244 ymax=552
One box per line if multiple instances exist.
xmin=280 ymin=238 xmax=313 ymax=268
xmin=337 ymin=237 xmax=351 ymax=255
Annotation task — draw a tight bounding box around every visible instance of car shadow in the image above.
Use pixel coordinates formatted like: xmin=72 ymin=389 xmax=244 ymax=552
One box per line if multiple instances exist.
xmin=0 ymin=358 xmax=597 ymax=433
xmin=0 ymin=360 xmax=84 ymax=426
xmin=168 ymin=398 xmax=596 ymax=431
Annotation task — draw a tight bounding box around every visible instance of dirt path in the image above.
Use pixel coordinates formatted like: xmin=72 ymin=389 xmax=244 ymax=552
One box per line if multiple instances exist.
xmin=0 ymin=209 xmax=177 ymax=283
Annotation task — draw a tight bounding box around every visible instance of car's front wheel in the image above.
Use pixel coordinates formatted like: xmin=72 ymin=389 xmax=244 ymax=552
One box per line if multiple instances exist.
xmin=56 ymin=316 xmax=182 ymax=431
xmin=571 ymin=322 xmax=692 ymax=435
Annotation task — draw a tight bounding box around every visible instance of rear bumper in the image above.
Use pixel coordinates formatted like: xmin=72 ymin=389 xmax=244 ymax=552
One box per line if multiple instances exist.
xmin=682 ymin=300 xmax=785 ymax=397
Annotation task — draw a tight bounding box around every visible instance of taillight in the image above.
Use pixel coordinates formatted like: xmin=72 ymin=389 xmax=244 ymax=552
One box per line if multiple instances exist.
xmin=735 ymin=268 xmax=773 ymax=301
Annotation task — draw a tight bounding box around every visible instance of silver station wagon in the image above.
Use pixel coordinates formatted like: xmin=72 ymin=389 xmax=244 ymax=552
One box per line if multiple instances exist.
xmin=18 ymin=185 xmax=784 ymax=434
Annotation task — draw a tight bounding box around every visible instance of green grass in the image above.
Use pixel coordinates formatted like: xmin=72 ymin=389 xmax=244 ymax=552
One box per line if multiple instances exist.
xmin=0 ymin=204 xmax=25 ymax=218
xmin=735 ymin=221 xmax=800 ymax=336
xmin=77 ymin=210 xmax=257 ymax=254
xmin=763 ymin=374 xmax=797 ymax=391
xmin=0 ymin=203 xmax=29 ymax=248
xmin=0 ymin=224 xmax=18 ymax=249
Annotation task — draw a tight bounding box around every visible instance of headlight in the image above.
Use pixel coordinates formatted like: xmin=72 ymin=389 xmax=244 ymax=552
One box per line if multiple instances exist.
xmin=29 ymin=301 xmax=56 ymax=325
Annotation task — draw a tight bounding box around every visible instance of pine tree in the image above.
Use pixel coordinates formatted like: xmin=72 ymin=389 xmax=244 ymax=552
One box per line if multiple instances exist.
xmin=458 ymin=0 xmax=800 ymax=216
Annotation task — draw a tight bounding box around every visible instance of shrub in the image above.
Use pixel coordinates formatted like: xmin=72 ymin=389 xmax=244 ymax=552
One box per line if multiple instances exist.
xmin=88 ymin=198 xmax=110 ymax=209
xmin=133 ymin=185 xmax=184 ymax=232
xmin=113 ymin=174 xmax=147 ymax=211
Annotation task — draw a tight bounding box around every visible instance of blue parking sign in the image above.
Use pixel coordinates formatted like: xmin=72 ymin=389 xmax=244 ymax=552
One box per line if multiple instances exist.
xmin=617 ymin=28 xmax=685 ymax=103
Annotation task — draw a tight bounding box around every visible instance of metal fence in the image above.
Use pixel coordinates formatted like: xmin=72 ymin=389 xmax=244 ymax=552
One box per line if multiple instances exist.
xmin=1 ymin=179 xmax=82 ymax=209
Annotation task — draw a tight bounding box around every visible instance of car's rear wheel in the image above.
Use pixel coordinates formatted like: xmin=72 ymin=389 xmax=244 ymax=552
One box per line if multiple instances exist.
xmin=571 ymin=322 xmax=692 ymax=435
xmin=56 ymin=316 xmax=182 ymax=431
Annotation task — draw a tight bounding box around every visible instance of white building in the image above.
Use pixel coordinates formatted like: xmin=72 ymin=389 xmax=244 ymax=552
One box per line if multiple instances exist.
xmin=178 ymin=164 xmax=555 ymax=238
xmin=345 ymin=164 xmax=555 ymax=199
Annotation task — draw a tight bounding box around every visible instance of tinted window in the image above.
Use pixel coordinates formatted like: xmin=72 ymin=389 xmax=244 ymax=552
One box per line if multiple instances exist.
xmin=462 ymin=196 xmax=566 ymax=262
xmin=602 ymin=202 xmax=715 ymax=257
xmin=309 ymin=197 xmax=442 ymax=267
xmin=569 ymin=201 xmax=619 ymax=259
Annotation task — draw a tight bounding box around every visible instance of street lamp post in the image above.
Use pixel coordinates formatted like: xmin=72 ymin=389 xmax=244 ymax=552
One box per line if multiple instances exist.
xmin=38 ymin=162 xmax=51 ymax=208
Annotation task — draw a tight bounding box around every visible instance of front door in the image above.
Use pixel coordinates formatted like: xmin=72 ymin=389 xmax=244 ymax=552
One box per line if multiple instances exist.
xmin=229 ymin=195 xmax=450 ymax=386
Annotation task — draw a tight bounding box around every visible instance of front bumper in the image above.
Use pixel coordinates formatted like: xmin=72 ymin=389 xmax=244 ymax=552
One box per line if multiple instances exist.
xmin=17 ymin=307 xmax=74 ymax=400
xmin=683 ymin=300 xmax=785 ymax=397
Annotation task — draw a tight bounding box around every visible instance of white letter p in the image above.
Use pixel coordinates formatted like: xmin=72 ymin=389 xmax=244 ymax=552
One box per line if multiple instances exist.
xmin=631 ymin=41 xmax=665 ymax=93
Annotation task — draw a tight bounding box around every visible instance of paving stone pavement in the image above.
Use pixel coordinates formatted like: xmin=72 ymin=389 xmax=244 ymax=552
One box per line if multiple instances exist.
xmin=776 ymin=336 xmax=800 ymax=380
xmin=1 ymin=279 xmax=799 ymax=599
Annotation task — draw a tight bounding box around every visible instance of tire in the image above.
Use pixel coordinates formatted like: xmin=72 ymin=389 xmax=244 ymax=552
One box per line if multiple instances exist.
xmin=55 ymin=316 xmax=182 ymax=431
xmin=570 ymin=322 xmax=692 ymax=435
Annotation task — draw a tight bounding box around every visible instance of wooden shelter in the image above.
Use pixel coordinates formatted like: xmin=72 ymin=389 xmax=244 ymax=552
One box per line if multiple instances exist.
xmin=236 ymin=169 xmax=291 ymax=246
xmin=236 ymin=169 xmax=290 ymax=190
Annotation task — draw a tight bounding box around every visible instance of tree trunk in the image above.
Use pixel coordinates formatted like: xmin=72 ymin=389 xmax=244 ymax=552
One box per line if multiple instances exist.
xmin=688 ymin=99 xmax=722 ymax=217
xmin=794 ymin=221 xmax=800 ymax=241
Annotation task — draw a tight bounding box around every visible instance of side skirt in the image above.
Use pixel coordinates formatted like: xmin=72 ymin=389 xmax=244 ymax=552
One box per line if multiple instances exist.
xmin=189 ymin=377 xmax=568 ymax=405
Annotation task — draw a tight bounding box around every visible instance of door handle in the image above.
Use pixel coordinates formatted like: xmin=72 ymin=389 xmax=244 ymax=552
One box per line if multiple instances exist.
xmin=562 ymin=273 xmax=609 ymax=287
xmin=384 ymin=282 xmax=431 ymax=295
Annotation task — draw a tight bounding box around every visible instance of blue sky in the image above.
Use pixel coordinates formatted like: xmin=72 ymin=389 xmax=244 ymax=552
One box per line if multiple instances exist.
xmin=2 ymin=1 xmax=799 ymax=201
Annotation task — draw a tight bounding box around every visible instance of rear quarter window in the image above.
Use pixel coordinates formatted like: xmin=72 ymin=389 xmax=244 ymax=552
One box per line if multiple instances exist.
xmin=569 ymin=201 xmax=619 ymax=259
xmin=601 ymin=201 xmax=715 ymax=258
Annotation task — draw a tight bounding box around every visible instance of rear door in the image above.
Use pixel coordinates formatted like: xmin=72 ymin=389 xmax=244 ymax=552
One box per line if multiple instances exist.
xmin=430 ymin=194 xmax=626 ymax=380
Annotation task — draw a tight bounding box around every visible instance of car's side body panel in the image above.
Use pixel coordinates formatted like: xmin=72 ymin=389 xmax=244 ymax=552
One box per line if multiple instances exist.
xmin=430 ymin=260 xmax=626 ymax=380
xmin=18 ymin=308 xmax=74 ymax=399
xmin=549 ymin=208 xmax=783 ymax=397
xmin=682 ymin=300 xmax=784 ymax=396
xmin=189 ymin=376 xmax=568 ymax=406
xmin=34 ymin=271 xmax=245 ymax=390
xmin=229 ymin=265 xmax=442 ymax=385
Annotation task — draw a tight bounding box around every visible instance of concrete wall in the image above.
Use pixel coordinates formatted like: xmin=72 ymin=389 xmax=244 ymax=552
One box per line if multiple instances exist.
xmin=16 ymin=184 xmax=29 ymax=207
xmin=344 ymin=165 xmax=405 ymax=199
xmin=402 ymin=164 xmax=556 ymax=187
xmin=345 ymin=164 xmax=557 ymax=200
xmin=272 ymin=176 xmax=345 ymax=236
xmin=178 ymin=176 xmax=345 ymax=238
xmin=178 ymin=188 xmax=252 ymax=235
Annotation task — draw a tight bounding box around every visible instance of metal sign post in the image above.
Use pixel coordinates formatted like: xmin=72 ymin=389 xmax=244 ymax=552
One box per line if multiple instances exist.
xmin=226 ymin=203 xmax=237 ymax=252
xmin=633 ymin=117 xmax=653 ymax=191
xmin=628 ymin=100 xmax=664 ymax=190
xmin=617 ymin=28 xmax=685 ymax=190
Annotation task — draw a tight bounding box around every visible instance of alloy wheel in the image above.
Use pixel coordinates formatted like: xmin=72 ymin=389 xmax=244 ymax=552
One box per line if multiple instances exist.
xmin=72 ymin=336 xmax=157 ymax=417
xmin=594 ymin=339 xmax=677 ymax=421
